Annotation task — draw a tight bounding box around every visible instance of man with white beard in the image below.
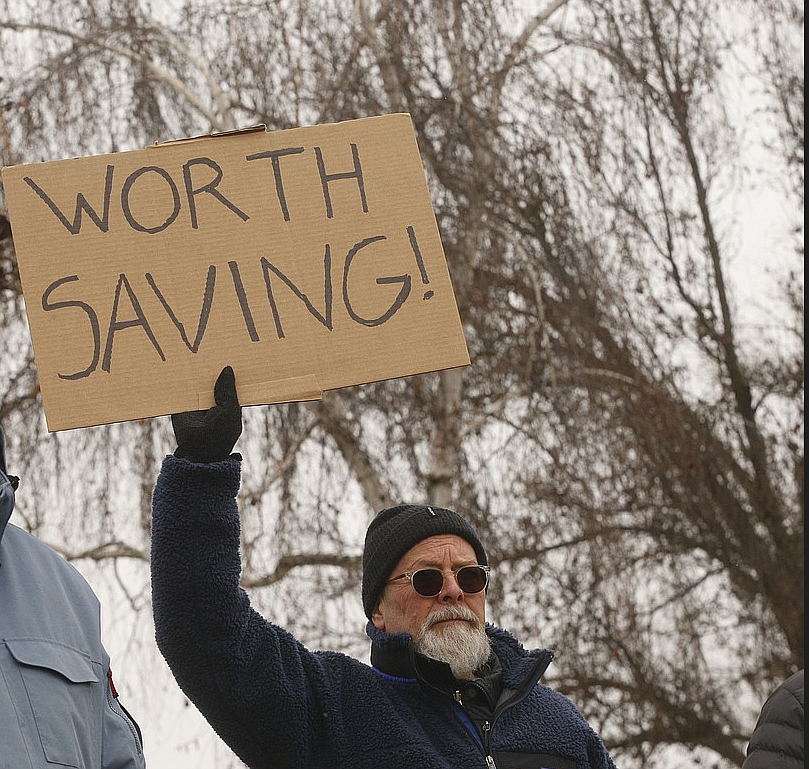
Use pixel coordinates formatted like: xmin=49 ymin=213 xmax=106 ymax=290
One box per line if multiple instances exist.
xmin=151 ymin=367 xmax=618 ymax=769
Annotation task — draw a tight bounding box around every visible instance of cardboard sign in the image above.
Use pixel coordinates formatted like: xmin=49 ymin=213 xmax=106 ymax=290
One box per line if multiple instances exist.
xmin=1 ymin=114 xmax=470 ymax=431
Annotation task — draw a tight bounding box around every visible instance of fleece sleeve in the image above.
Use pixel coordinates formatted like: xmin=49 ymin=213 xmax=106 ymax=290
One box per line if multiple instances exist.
xmin=150 ymin=454 xmax=334 ymax=769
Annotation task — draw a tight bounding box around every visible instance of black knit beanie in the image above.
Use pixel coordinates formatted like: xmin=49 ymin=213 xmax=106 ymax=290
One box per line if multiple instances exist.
xmin=361 ymin=504 xmax=487 ymax=618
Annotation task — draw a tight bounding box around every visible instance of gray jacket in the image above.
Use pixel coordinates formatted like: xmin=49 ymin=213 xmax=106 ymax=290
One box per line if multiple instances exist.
xmin=1 ymin=467 xmax=145 ymax=769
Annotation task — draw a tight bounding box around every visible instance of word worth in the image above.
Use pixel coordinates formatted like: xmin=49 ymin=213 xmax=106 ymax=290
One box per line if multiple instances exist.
xmin=24 ymin=144 xmax=371 ymax=233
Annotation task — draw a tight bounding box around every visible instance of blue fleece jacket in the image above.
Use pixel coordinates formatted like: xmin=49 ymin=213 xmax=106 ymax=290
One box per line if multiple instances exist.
xmin=151 ymin=455 xmax=618 ymax=769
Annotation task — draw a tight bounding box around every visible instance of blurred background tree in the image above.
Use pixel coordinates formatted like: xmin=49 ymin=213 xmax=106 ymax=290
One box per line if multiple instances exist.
xmin=0 ymin=0 xmax=802 ymax=767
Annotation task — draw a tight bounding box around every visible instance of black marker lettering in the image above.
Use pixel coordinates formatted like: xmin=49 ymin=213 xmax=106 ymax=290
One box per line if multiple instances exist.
xmin=406 ymin=225 xmax=434 ymax=300
xmin=260 ymin=245 xmax=333 ymax=339
xmin=314 ymin=143 xmax=368 ymax=219
xmin=228 ymin=261 xmax=260 ymax=341
xmin=24 ymin=165 xmax=115 ymax=235
xmin=343 ymin=236 xmax=410 ymax=326
xmin=41 ymin=275 xmax=101 ymax=379
xmin=102 ymin=273 xmax=165 ymax=371
xmin=245 ymin=147 xmax=305 ymax=221
xmin=182 ymin=157 xmax=249 ymax=229
xmin=120 ymin=166 xmax=181 ymax=234
xmin=146 ymin=266 xmax=216 ymax=353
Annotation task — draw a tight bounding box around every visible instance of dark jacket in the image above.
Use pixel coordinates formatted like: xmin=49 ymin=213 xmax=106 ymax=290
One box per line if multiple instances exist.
xmin=151 ymin=455 xmax=617 ymax=769
xmin=741 ymin=669 xmax=804 ymax=769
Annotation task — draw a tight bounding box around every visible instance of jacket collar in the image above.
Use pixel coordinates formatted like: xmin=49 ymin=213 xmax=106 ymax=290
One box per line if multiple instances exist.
xmin=368 ymin=623 xmax=461 ymax=692
xmin=0 ymin=506 xmax=9 ymax=546
xmin=0 ymin=474 xmax=14 ymax=547
xmin=366 ymin=621 xmax=554 ymax=693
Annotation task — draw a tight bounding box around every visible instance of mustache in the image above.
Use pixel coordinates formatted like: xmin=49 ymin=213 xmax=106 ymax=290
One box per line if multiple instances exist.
xmin=423 ymin=604 xmax=481 ymax=631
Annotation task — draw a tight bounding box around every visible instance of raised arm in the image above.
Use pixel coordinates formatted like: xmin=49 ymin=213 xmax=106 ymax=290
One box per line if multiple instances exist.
xmin=150 ymin=367 xmax=333 ymax=768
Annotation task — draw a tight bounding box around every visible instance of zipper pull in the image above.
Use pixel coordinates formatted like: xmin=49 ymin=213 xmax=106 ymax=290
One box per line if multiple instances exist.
xmin=453 ymin=690 xmax=463 ymax=704
xmin=482 ymin=721 xmax=497 ymax=767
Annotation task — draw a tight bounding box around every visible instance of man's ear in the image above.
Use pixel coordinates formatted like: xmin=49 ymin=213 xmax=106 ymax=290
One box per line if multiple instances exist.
xmin=371 ymin=599 xmax=386 ymax=630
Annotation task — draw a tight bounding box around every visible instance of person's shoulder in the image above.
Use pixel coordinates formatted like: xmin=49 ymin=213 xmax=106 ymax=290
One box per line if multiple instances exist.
xmin=486 ymin=623 xmax=554 ymax=658
xmin=764 ymin=669 xmax=804 ymax=719
xmin=4 ymin=522 xmax=59 ymax=556
xmin=748 ymin=669 xmax=804 ymax=748
xmin=486 ymin=623 xmax=558 ymax=686
xmin=312 ymin=649 xmax=380 ymax=687
xmin=3 ymin=523 xmax=97 ymax=596
xmin=742 ymin=670 xmax=804 ymax=769
xmin=314 ymin=649 xmax=371 ymax=670
xmin=6 ymin=522 xmax=66 ymax=559
xmin=779 ymin=669 xmax=804 ymax=698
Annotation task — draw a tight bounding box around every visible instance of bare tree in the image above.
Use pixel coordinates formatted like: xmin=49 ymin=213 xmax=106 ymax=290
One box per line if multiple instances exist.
xmin=0 ymin=1 xmax=802 ymax=767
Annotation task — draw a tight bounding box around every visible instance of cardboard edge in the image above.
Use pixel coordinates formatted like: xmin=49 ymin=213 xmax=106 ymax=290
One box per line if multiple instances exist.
xmin=198 ymin=374 xmax=324 ymax=409
xmin=153 ymin=124 xmax=268 ymax=147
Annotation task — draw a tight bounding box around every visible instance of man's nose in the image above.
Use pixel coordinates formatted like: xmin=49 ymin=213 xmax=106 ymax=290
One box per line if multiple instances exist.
xmin=439 ymin=573 xmax=465 ymax=602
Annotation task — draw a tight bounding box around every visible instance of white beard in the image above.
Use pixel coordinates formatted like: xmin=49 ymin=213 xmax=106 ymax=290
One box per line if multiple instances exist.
xmin=415 ymin=604 xmax=491 ymax=680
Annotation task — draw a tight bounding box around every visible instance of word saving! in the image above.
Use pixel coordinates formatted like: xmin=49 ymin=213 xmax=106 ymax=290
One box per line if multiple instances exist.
xmin=42 ymin=228 xmax=435 ymax=380
xmin=24 ymin=142 xmax=439 ymax=380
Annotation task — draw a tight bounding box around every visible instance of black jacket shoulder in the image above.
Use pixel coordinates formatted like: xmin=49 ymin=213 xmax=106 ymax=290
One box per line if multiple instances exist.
xmin=741 ymin=669 xmax=804 ymax=769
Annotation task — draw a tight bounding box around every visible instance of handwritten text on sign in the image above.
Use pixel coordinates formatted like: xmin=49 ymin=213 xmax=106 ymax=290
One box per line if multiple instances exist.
xmin=2 ymin=114 xmax=470 ymax=430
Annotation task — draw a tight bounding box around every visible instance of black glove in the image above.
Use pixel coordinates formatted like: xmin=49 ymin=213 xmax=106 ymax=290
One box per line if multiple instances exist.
xmin=171 ymin=366 xmax=242 ymax=463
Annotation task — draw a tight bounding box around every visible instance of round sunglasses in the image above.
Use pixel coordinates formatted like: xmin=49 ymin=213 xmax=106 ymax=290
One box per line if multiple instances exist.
xmin=387 ymin=564 xmax=491 ymax=597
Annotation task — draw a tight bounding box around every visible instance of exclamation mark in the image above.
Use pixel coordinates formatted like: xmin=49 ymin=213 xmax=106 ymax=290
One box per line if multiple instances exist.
xmin=407 ymin=225 xmax=434 ymax=300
